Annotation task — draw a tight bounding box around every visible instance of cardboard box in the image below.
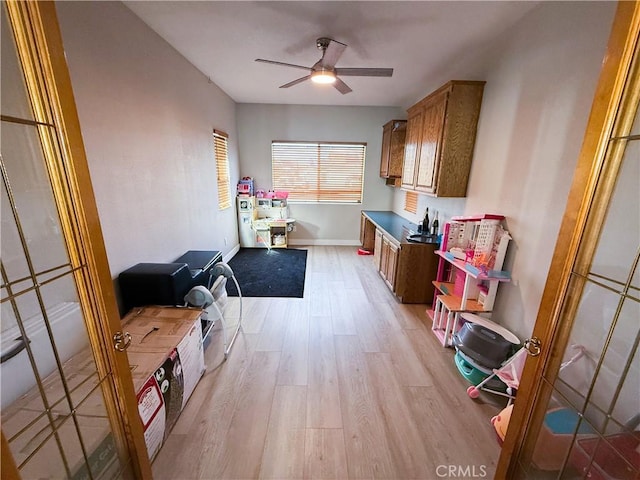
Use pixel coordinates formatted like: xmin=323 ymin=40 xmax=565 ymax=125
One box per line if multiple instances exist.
xmin=123 ymin=306 xmax=205 ymax=460
xmin=1 ymin=307 xmax=204 ymax=475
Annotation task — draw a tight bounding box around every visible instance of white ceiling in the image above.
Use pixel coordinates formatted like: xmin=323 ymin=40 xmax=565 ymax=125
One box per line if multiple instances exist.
xmin=124 ymin=1 xmax=539 ymax=108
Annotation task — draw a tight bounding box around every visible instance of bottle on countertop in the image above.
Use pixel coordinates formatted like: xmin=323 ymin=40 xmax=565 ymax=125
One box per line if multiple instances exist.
xmin=422 ymin=208 xmax=430 ymax=235
xmin=431 ymin=212 xmax=439 ymax=237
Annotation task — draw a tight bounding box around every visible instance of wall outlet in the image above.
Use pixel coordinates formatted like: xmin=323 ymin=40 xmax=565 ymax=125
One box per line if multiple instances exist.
xmin=224 ymin=237 xmax=228 ymax=246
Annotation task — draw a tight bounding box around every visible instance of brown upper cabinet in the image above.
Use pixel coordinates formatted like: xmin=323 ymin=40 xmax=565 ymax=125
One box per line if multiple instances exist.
xmin=379 ymin=119 xmax=407 ymax=186
xmin=401 ymin=80 xmax=485 ymax=197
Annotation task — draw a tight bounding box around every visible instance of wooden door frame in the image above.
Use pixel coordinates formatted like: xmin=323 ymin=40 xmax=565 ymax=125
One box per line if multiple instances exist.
xmin=1 ymin=1 xmax=152 ymax=478
xmin=495 ymin=2 xmax=640 ymax=477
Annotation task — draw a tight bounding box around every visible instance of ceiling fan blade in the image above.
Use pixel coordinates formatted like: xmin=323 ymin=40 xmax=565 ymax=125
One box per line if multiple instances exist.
xmin=335 ymin=68 xmax=394 ymax=77
xmin=321 ymin=39 xmax=347 ymax=68
xmin=255 ymin=59 xmax=311 ymax=72
xmin=333 ymin=77 xmax=352 ymax=95
xmin=280 ymin=75 xmax=311 ymax=89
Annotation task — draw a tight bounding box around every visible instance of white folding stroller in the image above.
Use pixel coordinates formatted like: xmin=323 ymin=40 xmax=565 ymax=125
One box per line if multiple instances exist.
xmin=184 ymin=262 xmax=243 ymax=359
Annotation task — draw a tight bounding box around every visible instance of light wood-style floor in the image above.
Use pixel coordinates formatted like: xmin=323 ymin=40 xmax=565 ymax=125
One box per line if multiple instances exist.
xmin=152 ymin=246 xmax=504 ymax=480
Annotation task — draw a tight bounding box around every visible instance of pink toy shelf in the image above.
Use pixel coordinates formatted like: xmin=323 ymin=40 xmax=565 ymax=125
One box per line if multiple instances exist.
xmin=428 ymin=214 xmax=512 ymax=347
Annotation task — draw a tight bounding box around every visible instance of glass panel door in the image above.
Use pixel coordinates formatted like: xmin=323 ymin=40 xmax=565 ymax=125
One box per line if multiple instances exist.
xmin=512 ymin=32 xmax=640 ymax=480
xmin=1 ymin=3 xmax=146 ymax=478
xmin=521 ymin=144 xmax=639 ymax=478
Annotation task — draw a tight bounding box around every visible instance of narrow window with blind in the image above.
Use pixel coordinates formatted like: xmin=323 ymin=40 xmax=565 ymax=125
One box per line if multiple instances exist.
xmin=214 ymin=130 xmax=231 ymax=210
xmin=272 ymin=141 xmax=366 ymax=203
xmin=404 ymin=191 xmax=418 ymax=214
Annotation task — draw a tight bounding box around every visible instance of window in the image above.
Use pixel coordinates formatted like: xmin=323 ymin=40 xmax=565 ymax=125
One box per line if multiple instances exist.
xmin=214 ymin=129 xmax=231 ymax=210
xmin=272 ymin=141 xmax=366 ymax=203
xmin=404 ymin=191 xmax=418 ymax=214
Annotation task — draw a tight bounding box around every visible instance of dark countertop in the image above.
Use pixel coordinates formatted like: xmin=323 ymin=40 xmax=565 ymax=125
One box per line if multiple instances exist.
xmin=362 ymin=211 xmax=439 ymax=245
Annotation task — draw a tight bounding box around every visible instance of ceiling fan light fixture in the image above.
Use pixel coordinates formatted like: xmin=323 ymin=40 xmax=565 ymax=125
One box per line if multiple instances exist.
xmin=257 ymin=38 xmax=391 ymax=94
xmin=311 ymin=69 xmax=336 ymax=84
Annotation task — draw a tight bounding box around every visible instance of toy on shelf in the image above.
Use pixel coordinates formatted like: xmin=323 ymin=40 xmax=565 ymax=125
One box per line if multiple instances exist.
xmin=441 ymin=214 xmax=511 ymax=272
xmin=237 ymin=176 xmax=254 ymax=196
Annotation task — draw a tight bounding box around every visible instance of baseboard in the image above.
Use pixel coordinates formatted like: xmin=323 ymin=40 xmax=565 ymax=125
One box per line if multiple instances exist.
xmin=288 ymin=239 xmax=361 ymax=246
xmin=230 ymin=240 xmax=361 ymax=250
xmin=224 ymin=244 xmax=241 ymax=262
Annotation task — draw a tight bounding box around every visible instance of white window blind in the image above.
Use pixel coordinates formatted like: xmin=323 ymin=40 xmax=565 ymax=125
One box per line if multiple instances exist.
xmin=214 ymin=130 xmax=231 ymax=210
xmin=272 ymin=141 xmax=366 ymax=203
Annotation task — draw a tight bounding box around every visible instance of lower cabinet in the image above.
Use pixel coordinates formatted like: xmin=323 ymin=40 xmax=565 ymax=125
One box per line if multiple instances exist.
xmin=360 ymin=213 xmax=376 ymax=252
xmin=395 ymin=241 xmax=438 ymax=303
xmin=365 ymin=222 xmax=438 ymax=303
xmin=379 ymin=235 xmax=399 ymax=291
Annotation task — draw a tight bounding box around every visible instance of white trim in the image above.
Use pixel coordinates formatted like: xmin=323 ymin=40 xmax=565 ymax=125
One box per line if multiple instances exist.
xmin=288 ymin=239 xmax=360 ymax=246
xmin=224 ymin=244 xmax=241 ymax=262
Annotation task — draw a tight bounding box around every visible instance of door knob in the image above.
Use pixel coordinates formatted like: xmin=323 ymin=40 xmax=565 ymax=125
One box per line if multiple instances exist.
xmin=113 ymin=331 xmax=132 ymax=352
xmin=523 ymin=337 xmax=542 ymax=357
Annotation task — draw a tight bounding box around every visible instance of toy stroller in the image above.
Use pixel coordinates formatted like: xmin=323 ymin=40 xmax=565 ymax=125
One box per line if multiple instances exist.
xmin=467 ymin=343 xmax=586 ymax=403
xmin=466 ymin=345 xmax=528 ymax=403
xmin=483 ymin=344 xmax=587 ymax=446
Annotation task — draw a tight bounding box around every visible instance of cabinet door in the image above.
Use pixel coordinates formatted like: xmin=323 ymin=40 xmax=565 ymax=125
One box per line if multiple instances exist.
xmin=361 ymin=215 xmax=376 ymax=252
xmin=415 ymin=92 xmax=448 ymax=193
xmin=380 ymin=122 xmax=392 ymax=177
xmin=401 ymin=108 xmax=423 ymax=189
xmin=388 ymin=121 xmax=407 ymax=178
xmin=385 ymin=242 xmax=399 ymax=290
xmin=379 ymin=236 xmax=390 ymax=280
xmin=373 ymin=229 xmax=383 ymax=270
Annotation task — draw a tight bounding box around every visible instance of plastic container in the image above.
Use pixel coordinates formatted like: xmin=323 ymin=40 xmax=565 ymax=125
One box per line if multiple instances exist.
xmin=532 ymin=407 xmax=596 ymax=471
xmin=452 ymin=321 xmax=516 ymax=369
xmin=454 ymin=351 xmax=506 ymax=391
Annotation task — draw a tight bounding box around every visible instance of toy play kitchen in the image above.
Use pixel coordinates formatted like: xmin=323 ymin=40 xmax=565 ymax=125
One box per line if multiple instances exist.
xmin=237 ymin=182 xmax=295 ymax=249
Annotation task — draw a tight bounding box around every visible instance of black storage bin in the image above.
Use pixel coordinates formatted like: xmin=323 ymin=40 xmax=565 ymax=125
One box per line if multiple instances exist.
xmin=452 ymin=322 xmax=516 ymax=369
xmin=118 ymin=251 xmax=222 ymax=314
xmin=173 ymin=250 xmax=222 ymax=287
xmin=118 ymin=263 xmax=194 ymax=312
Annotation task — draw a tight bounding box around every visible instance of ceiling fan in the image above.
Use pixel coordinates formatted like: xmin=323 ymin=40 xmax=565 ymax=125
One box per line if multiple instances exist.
xmin=255 ymin=37 xmax=393 ymax=94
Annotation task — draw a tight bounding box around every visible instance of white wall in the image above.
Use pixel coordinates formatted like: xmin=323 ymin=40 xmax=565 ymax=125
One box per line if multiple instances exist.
xmin=236 ymin=104 xmax=404 ymax=244
xmin=392 ymin=1 xmax=616 ymax=338
xmin=56 ymin=1 xmax=240 ymax=310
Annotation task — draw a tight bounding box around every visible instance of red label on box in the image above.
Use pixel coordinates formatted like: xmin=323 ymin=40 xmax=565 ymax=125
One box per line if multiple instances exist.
xmin=137 ymin=375 xmax=163 ymax=428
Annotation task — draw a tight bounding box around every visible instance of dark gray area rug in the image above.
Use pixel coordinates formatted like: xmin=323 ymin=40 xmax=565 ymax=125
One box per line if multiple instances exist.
xmin=225 ymin=248 xmax=307 ymax=298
